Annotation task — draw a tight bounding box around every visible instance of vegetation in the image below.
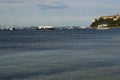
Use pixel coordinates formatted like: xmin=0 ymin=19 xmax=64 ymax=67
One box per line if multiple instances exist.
xmin=90 ymin=17 xmax=120 ymax=28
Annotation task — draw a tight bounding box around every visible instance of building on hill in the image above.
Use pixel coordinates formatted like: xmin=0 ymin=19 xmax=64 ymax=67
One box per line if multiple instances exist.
xmin=100 ymin=14 xmax=120 ymax=20
xmin=90 ymin=14 xmax=120 ymax=28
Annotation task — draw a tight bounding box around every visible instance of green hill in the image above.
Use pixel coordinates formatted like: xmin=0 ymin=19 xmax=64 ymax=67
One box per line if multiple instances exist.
xmin=90 ymin=14 xmax=120 ymax=28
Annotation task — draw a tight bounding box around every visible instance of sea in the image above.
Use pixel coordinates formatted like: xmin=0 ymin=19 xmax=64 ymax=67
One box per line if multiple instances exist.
xmin=0 ymin=28 xmax=120 ymax=80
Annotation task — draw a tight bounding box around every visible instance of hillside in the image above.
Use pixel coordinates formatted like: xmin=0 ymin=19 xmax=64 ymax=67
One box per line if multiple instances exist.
xmin=90 ymin=14 xmax=120 ymax=28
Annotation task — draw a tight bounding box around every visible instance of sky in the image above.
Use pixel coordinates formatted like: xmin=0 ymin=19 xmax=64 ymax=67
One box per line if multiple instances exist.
xmin=0 ymin=0 xmax=120 ymax=27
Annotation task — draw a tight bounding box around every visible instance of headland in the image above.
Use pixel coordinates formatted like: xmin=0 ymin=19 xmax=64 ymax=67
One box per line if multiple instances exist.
xmin=90 ymin=14 xmax=120 ymax=28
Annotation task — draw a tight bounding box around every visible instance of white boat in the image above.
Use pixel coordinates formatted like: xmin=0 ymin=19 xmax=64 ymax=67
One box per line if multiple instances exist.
xmin=96 ymin=24 xmax=109 ymax=30
xmin=38 ymin=25 xmax=55 ymax=30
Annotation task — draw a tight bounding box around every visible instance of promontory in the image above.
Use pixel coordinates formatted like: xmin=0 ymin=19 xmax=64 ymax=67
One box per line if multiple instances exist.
xmin=90 ymin=14 xmax=120 ymax=28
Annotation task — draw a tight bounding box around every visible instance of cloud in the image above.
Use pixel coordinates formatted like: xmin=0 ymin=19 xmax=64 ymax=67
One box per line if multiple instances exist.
xmin=0 ymin=0 xmax=25 ymax=4
xmin=0 ymin=0 xmax=68 ymax=10
xmin=35 ymin=1 xmax=68 ymax=10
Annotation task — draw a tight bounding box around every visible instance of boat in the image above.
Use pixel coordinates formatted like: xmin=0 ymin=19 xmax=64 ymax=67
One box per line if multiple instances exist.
xmin=96 ymin=24 xmax=109 ymax=30
xmin=9 ymin=27 xmax=15 ymax=30
xmin=38 ymin=25 xmax=55 ymax=30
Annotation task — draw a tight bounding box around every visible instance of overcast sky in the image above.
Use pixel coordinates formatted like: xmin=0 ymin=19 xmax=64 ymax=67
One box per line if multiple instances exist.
xmin=0 ymin=0 xmax=120 ymax=27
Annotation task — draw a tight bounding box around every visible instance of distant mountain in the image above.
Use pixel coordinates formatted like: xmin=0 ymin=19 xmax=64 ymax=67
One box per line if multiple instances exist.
xmin=90 ymin=14 xmax=120 ymax=28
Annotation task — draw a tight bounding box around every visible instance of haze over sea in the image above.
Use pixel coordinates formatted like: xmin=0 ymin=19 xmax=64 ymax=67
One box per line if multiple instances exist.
xmin=0 ymin=28 xmax=120 ymax=80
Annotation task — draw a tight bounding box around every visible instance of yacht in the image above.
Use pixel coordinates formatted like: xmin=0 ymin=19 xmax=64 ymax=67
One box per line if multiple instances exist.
xmin=38 ymin=25 xmax=55 ymax=30
xmin=96 ymin=24 xmax=109 ymax=30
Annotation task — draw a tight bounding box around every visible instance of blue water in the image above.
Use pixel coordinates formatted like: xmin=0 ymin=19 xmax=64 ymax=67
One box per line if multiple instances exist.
xmin=0 ymin=29 xmax=120 ymax=80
